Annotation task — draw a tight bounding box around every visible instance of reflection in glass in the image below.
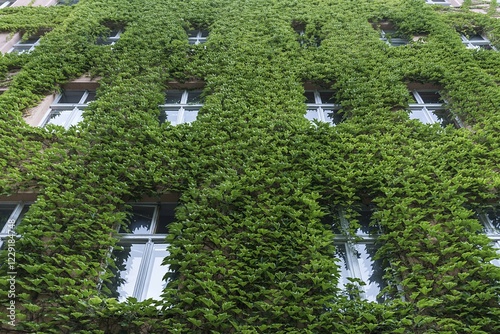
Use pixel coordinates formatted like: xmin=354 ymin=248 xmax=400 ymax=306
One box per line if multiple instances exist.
xmin=0 ymin=204 xmax=16 ymax=230
xmin=112 ymin=243 xmax=145 ymax=301
xmin=183 ymin=109 xmax=199 ymax=123
xmin=143 ymin=244 xmax=169 ymax=300
xmin=164 ymin=90 xmax=183 ymax=104
xmin=120 ymin=206 xmax=155 ymax=234
xmin=186 ymin=90 xmax=202 ymax=104
xmin=354 ymin=243 xmax=385 ymax=303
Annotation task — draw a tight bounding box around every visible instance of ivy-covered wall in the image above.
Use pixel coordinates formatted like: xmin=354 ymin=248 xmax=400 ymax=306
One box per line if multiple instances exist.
xmin=0 ymin=0 xmax=499 ymax=333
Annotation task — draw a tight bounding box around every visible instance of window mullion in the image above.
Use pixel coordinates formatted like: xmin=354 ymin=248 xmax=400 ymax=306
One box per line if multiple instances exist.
xmin=134 ymin=240 xmax=154 ymax=300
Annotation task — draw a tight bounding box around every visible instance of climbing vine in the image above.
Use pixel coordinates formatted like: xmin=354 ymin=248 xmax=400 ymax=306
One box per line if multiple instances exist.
xmin=0 ymin=0 xmax=499 ymax=333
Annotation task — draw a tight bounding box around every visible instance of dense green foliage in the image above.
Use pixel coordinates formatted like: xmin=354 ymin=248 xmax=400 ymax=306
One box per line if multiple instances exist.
xmin=0 ymin=0 xmax=499 ymax=332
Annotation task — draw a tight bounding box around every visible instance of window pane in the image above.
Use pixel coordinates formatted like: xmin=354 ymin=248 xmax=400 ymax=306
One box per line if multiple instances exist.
xmin=186 ymin=90 xmax=202 ymax=104
xmin=163 ymin=110 xmax=179 ymax=125
xmin=84 ymin=91 xmax=96 ymax=103
xmin=487 ymin=209 xmax=500 ymax=231
xmin=17 ymin=36 xmax=39 ymax=45
xmin=183 ymin=109 xmax=199 ymax=123
xmin=164 ymin=91 xmax=183 ymax=104
xmin=187 ymin=30 xmax=199 ymax=38
xmin=58 ymin=91 xmax=86 ymax=104
xmin=319 ymin=91 xmax=335 ymax=104
xmin=417 ymin=91 xmax=441 ymax=104
xmin=304 ymin=91 xmax=316 ymax=104
xmin=143 ymin=244 xmax=169 ymax=300
xmin=46 ymin=110 xmax=74 ymax=127
xmin=335 ymin=244 xmax=351 ymax=289
xmin=409 ymin=109 xmax=432 ymax=124
xmin=111 ymin=244 xmax=146 ymax=301
xmin=356 ymin=208 xmax=378 ymax=235
xmin=0 ymin=204 xmax=16 ymax=232
xmin=305 ymin=109 xmax=319 ymax=121
xmin=155 ymin=203 xmax=176 ymax=234
xmin=323 ymin=109 xmax=342 ymax=125
xmin=120 ymin=206 xmax=155 ymax=234
xmin=354 ymin=243 xmax=386 ymax=303
xmin=200 ymin=30 xmax=209 ymax=37
xmin=431 ymin=109 xmax=454 ymax=128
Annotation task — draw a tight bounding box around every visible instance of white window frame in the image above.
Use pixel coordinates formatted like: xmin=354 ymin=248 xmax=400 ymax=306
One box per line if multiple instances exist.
xmin=461 ymin=34 xmax=496 ymax=51
xmin=425 ymin=0 xmax=451 ymax=5
xmin=333 ymin=208 xmax=386 ymax=303
xmin=9 ymin=36 xmax=41 ymax=54
xmin=187 ymin=30 xmax=208 ymax=45
xmin=409 ymin=90 xmax=462 ymax=127
xmin=159 ymin=89 xmax=203 ymax=125
xmin=110 ymin=203 xmax=175 ymax=302
xmin=380 ymin=29 xmax=408 ymax=47
xmin=40 ymin=90 xmax=95 ymax=129
xmin=0 ymin=202 xmax=31 ymax=249
xmin=305 ymin=90 xmax=341 ymax=125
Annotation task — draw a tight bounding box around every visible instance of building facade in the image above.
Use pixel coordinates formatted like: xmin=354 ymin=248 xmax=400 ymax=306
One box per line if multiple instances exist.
xmin=0 ymin=0 xmax=499 ymax=333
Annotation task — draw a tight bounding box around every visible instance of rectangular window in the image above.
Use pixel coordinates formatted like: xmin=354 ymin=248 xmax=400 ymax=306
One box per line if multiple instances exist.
xmin=9 ymin=35 xmax=41 ymax=54
xmin=159 ymin=89 xmax=203 ymax=125
xmin=408 ymin=90 xmax=460 ymax=127
xmin=41 ymin=89 xmax=96 ymax=128
xmin=0 ymin=202 xmax=31 ymax=249
xmin=332 ymin=207 xmax=386 ymax=303
xmin=304 ymin=90 xmax=341 ymax=125
xmin=187 ymin=30 xmax=208 ymax=45
xmin=109 ymin=203 xmax=176 ymax=302
xmin=461 ymin=34 xmax=496 ymax=51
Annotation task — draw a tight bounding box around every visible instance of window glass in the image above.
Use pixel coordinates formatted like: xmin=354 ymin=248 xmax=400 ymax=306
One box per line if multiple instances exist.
xmin=186 ymin=90 xmax=202 ymax=104
xmin=58 ymin=91 xmax=86 ymax=104
xmin=84 ymin=91 xmax=96 ymax=103
xmin=319 ymin=91 xmax=335 ymax=104
xmin=323 ymin=109 xmax=342 ymax=126
xmin=183 ymin=109 xmax=199 ymax=124
xmin=112 ymin=243 xmax=146 ymax=301
xmin=354 ymin=243 xmax=386 ymax=303
xmin=46 ymin=110 xmax=75 ymax=127
xmin=143 ymin=244 xmax=169 ymax=300
xmin=417 ymin=91 xmax=442 ymax=104
xmin=156 ymin=203 xmax=176 ymax=234
xmin=304 ymin=91 xmax=316 ymax=104
xmin=120 ymin=206 xmax=155 ymax=234
xmin=164 ymin=90 xmax=184 ymax=104
xmin=0 ymin=204 xmax=16 ymax=231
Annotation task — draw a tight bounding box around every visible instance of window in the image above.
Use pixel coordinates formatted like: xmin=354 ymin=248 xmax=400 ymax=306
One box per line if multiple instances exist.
xmin=329 ymin=207 xmax=386 ymax=302
xmin=0 ymin=202 xmax=31 ymax=249
xmin=9 ymin=35 xmax=41 ymax=54
xmin=293 ymin=22 xmax=321 ymax=48
xmin=304 ymin=90 xmax=341 ymax=125
xmin=41 ymin=90 xmax=96 ymax=129
xmin=96 ymin=29 xmax=121 ymax=45
xmin=461 ymin=34 xmax=496 ymax=51
xmin=425 ymin=0 xmax=450 ymax=5
xmin=159 ymin=89 xmax=203 ymax=125
xmin=0 ymin=0 xmax=12 ymax=9
xmin=57 ymin=0 xmax=79 ymax=5
xmin=109 ymin=203 xmax=176 ymax=302
xmin=479 ymin=208 xmax=500 ymax=266
xmin=380 ymin=29 xmax=408 ymax=47
xmin=187 ymin=30 xmax=208 ymax=45
xmin=408 ymin=90 xmax=459 ymax=127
